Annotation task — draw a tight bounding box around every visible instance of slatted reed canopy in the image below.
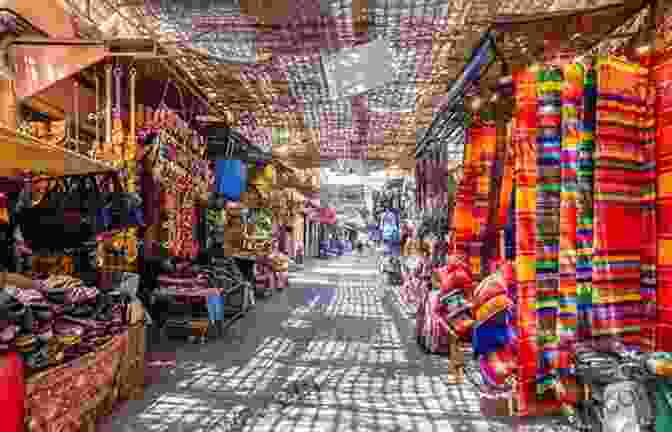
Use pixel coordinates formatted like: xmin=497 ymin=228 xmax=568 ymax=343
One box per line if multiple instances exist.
xmin=54 ymin=0 xmax=664 ymax=169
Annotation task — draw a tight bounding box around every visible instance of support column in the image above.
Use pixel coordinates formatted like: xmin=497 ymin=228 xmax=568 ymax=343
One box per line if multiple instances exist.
xmin=104 ymin=63 xmax=112 ymax=145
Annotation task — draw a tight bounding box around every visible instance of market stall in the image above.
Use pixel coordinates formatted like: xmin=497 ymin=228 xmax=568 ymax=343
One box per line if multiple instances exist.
xmin=0 ymin=126 xmax=147 ymax=432
xmin=421 ymin=0 xmax=672 ymax=421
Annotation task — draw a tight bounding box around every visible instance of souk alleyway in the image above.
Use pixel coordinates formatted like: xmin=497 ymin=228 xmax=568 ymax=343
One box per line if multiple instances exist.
xmin=99 ymin=255 xmax=567 ymax=432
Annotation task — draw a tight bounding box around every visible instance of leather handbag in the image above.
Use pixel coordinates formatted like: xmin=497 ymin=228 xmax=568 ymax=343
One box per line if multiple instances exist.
xmin=20 ymin=178 xmax=95 ymax=250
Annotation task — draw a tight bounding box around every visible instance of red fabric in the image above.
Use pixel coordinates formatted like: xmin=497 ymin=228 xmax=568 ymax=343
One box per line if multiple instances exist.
xmin=0 ymin=353 xmax=24 ymax=432
xmin=594 ymin=206 xmax=643 ymax=251
xmin=656 ymin=323 xmax=672 ymax=352
xmin=318 ymin=208 xmax=337 ymax=225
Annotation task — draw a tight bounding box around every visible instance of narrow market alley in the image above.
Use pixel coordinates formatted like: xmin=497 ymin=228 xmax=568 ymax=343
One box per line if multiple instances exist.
xmin=99 ymin=255 xmax=565 ymax=432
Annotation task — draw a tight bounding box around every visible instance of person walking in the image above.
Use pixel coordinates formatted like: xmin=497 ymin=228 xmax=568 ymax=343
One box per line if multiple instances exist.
xmin=356 ymin=241 xmax=364 ymax=256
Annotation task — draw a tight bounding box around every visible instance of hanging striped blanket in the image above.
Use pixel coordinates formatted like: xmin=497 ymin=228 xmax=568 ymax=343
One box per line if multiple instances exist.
xmin=498 ymin=143 xmax=515 ymax=229
xmin=592 ymin=57 xmax=655 ymax=350
xmin=468 ymin=123 xmax=497 ymax=277
xmin=535 ymin=66 xmax=563 ymax=394
xmin=453 ymin=147 xmax=477 ymax=257
xmin=557 ymin=63 xmax=583 ymax=354
xmin=576 ymin=66 xmax=596 ymax=342
xmin=640 ymin=61 xmax=657 ymax=352
xmin=513 ymin=68 xmax=540 ymax=415
xmin=655 ymin=54 xmax=672 ymax=350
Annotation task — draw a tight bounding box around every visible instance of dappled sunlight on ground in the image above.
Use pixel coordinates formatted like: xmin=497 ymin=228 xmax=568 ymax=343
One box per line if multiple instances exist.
xmin=99 ymin=256 xmax=571 ymax=432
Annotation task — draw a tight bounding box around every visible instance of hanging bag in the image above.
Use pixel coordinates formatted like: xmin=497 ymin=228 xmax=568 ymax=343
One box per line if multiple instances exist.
xmin=20 ymin=178 xmax=94 ymax=250
xmin=64 ymin=175 xmax=105 ymax=233
xmin=205 ymin=125 xmax=233 ymax=159
xmin=215 ymin=159 xmax=248 ymax=201
xmin=98 ymin=173 xmax=144 ymax=231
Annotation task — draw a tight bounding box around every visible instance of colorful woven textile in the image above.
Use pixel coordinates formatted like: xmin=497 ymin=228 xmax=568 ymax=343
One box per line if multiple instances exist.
xmin=504 ymin=186 xmax=516 ymax=261
xmin=655 ymin=54 xmax=672 ymax=349
xmin=640 ymin=62 xmax=657 ymax=352
xmin=467 ymin=123 xmax=497 ymax=277
xmin=453 ymin=148 xmax=477 ymax=257
xmin=513 ymin=67 xmax=540 ymax=415
xmin=498 ymin=143 xmax=515 ymax=228
xmin=535 ymin=66 xmax=563 ymax=394
xmin=592 ymin=57 xmax=655 ymax=350
xmin=558 ymin=63 xmax=583 ymax=352
xmin=576 ymin=66 xmax=596 ymax=342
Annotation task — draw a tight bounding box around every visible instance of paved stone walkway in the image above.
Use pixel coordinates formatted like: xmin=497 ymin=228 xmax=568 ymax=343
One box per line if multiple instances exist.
xmin=100 ymin=255 xmax=571 ymax=432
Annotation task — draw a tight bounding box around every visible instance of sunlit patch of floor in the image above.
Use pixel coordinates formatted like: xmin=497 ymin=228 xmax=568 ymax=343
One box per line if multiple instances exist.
xmin=176 ymin=356 xmax=284 ymax=396
xmin=131 ymin=393 xmax=247 ymax=432
xmin=299 ymin=340 xmax=409 ymax=364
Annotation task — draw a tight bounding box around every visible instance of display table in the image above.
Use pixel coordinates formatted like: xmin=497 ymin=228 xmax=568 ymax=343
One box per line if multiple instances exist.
xmin=25 ymin=333 xmax=127 ymax=432
xmin=24 ymin=322 xmax=146 ymax=432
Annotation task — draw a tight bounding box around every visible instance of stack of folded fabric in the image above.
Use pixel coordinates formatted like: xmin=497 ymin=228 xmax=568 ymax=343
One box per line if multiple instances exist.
xmin=0 ymin=289 xmax=36 ymax=360
xmin=0 ymin=274 xmax=132 ymax=370
xmin=54 ymin=320 xmax=85 ymax=361
xmin=157 ymin=273 xmax=214 ymax=299
xmin=53 ymin=321 xmax=86 ymax=361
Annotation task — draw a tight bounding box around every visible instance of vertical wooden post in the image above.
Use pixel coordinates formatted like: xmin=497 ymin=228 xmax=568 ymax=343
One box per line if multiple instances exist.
xmin=130 ymin=66 xmax=136 ymax=162
xmin=105 ymin=63 xmax=112 ymax=145
xmin=94 ymin=71 xmax=100 ymax=150
xmin=73 ymin=80 xmax=80 ymax=154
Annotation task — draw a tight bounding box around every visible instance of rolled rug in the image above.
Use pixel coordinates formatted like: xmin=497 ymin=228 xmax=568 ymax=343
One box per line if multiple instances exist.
xmin=14 ymin=334 xmax=37 ymax=353
xmin=54 ymin=321 xmax=85 ymax=337
xmin=0 ymin=323 xmax=18 ymax=344
xmin=66 ymin=285 xmax=99 ymax=305
xmin=13 ymin=288 xmax=45 ymax=305
xmin=58 ymin=335 xmax=82 ymax=346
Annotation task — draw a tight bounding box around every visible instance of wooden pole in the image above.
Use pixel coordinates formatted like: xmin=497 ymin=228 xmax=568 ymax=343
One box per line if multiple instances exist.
xmin=73 ymin=80 xmax=80 ymax=154
xmin=94 ymin=71 xmax=100 ymax=149
xmin=105 ymin=63 xmax=112 ymax=145
xmin=130 ymin=66 xmax=136 ymax=162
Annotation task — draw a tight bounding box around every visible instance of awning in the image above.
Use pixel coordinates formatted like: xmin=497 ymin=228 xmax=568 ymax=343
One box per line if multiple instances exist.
xmin=13 ymin=45 xmax=108 ymax=100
